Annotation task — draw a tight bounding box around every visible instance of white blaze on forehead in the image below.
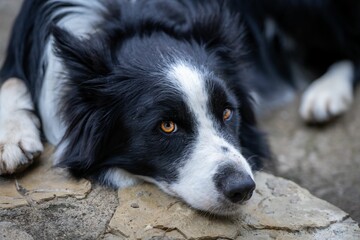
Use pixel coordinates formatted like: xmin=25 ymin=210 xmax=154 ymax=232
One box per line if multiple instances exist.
xmin=167 ymin=62 xmax=226 ymax=134
xmin=167 ymin=62 xmax=209 ymax=116
xmin=167 ymin=62 xmax=253 ymax=170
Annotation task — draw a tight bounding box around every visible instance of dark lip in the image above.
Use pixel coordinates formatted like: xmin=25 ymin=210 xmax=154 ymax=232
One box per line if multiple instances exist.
xmin=207 ymin=196 xmax=254 ymax=215
xmin=199 ymin=200 xmax=243 ymax=216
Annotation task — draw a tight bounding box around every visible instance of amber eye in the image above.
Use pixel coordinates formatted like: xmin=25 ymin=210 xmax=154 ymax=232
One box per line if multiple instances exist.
xmin=223 ymin=108 xmax=233 ymax=121
xmin=160 ymin=121 xmax=177 ymax=134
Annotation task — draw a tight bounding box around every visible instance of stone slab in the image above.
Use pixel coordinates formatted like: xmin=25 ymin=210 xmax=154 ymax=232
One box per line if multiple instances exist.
xmin=108 ymin=172 xmax=360 ymax=240
xmin=0 ymin=222 xmax=34 ymax=240
xmin=0 ymin=145 xmax=91 ymax=209
xmin=0 ymin=186 xmax=119 ymax=240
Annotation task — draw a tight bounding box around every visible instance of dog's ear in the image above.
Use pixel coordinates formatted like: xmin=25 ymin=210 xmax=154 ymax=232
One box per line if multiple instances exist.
xmin=52 ymin=26 xmax=114 ymax=82
xmin=52 ymin=27 xmax=123 ymax=177
xmin=237 ymin=93 xmax=272 ymax=171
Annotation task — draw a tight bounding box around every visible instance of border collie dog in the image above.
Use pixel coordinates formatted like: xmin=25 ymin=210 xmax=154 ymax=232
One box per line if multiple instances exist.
xmin=0 ymin=0 xmax=270 ymax=215
xmin=0 ymin=0 xmax=359 ymax=215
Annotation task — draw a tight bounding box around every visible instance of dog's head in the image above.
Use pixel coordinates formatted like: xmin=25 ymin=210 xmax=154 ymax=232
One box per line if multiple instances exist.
xmin=53 ymin=0 xmax=270 ymax=215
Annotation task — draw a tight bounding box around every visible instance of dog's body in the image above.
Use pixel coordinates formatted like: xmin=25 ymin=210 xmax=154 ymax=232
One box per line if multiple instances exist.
xmin=231 ymin=0 xmax=360 ymax=121
xmin=0 ymin=0 xmax=358 ymax=214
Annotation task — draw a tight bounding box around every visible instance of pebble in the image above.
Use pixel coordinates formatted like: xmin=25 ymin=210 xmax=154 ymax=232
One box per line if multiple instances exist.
xmin=130 ymin=203 xmax=139 ymax=208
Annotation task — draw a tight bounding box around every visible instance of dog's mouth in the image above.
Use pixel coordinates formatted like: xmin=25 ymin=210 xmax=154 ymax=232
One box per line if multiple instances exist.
xmin=200 ymin=203 xmax=241 ymax=216
xmin=197 ymin=199 xmax=251 ymax=216
xmin=152 ymin=180 xmax=255 ymax=216
xmin=183 ymin=194 xmax=256 ymax=217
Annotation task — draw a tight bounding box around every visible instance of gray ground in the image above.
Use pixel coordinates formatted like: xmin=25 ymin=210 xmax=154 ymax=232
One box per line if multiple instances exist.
xmin=261 ymin=96 xmax=360 ymax=222
xmin=0 ymin=0 xmax=359 ymax=235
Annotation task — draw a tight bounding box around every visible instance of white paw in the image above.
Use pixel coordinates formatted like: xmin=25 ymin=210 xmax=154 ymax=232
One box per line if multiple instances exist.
xmin=299 ymin=61 xmax=354 ymax=123
xmin=0 ymin=111 xmax=43 ymax=174
xmin=299 ymin=80 xmax=353 ymax=122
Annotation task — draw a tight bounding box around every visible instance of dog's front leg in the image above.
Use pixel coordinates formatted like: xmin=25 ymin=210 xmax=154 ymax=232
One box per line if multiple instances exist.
xmin=0 ymin=78 xmax=43 ymax=174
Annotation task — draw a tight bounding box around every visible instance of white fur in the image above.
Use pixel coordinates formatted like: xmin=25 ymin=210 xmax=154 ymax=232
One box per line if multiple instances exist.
xmin=102 ymin=168 xmax=142 ymax=188
xmin=300 ymin=60 xmax=354 ymax=122
xmin=35 ymin=2 xmax=252 ymax=213
xmin=162 ymin=62 xmax=253 ymax=213
xmin=39 ymin=0 xmax=107 ymax=162
xmin=46 ymin=0 xmax=106 ymax=37
xmin=39 ymin=39 xmax=66 ymax=146
xmin=0 ymin=78 xmax=43 ymax=174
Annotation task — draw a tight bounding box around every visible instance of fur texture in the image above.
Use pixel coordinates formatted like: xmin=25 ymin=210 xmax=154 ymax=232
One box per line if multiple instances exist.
xmin=0 ymin=0 xmax=270 ymax=215
xmin=1 ymin=0 xmax=358 ymax=214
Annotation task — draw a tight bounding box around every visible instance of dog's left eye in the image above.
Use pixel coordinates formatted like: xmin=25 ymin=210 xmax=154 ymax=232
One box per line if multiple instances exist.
xmin=223 ymin=108 xmax=233 ymax=122
xmin=160 ymin=121 xmax=177 ymax=134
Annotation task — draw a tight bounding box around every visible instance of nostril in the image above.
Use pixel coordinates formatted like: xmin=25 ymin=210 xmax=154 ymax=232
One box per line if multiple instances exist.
xmin=223 ymin=176 xmax=256 ymax=203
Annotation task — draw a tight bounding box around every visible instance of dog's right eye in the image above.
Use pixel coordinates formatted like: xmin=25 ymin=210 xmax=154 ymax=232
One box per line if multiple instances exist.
xmin=223 ymin=108 xmax=233 ymax=122
xmin=160 ymin=121 xmax=177 ymax=134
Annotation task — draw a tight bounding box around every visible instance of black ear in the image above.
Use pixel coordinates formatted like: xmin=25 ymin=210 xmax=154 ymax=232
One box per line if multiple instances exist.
xmin=52 ymin=27 xmax=120 ymax=177
xmin=238 ymin=94 xmax=272 ymax=171
xmin=52 ymin=26 xmax=114 ymax=83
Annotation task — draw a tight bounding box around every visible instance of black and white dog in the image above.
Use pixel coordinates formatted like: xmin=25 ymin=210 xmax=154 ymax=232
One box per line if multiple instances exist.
xmin=0 ymin=0 xmax=358 ymax=215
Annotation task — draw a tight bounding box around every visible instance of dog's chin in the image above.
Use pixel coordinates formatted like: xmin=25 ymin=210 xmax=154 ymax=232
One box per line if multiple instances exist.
xmin=196 ymin=208 xmax=240 ymax=217
xmin=158 ymin=187 xmax=245 ymax=216
xmin=192 ymin=200 xmax=247 ymax=217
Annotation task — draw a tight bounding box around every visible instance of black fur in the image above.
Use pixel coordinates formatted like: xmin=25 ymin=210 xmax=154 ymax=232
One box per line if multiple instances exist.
xmin=0 ymin=0 xmax=270 ymax=182
xmin=50 ymin=0 xmax=270 ymax=180
xmin=3 ymin=0 xmax=358 ymax=187
xmin=3 ymin=0 xmax=358 ymax=213
xmin=0 ymin=0 xmax=80 ymax=105
xmin=229 ymin=0 xmax=360 ymax=94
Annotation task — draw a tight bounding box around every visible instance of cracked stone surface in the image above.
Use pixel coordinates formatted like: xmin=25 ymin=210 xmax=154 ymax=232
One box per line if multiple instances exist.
xmin=260 ymin=90 xmax=360 ymax=222
xmin=0 ymin=222 xmax=34 ymax=240
xmin=0 ymin=186 xmax=119 ymax=240
xmin=106 ymin=172 xmax=360 ymax=240
xmin=0 ymin=145 xmax=92 ymax=209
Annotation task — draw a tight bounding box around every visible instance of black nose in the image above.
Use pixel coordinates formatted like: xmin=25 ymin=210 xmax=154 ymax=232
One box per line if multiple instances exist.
xmin=223 ymin=175 xmax=255 ymax=203
xmin=214 ymin=167 xmax=256 ymax=203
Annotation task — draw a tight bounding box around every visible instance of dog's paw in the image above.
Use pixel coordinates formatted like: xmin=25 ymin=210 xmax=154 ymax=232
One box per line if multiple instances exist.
xmin=299 ymin=62 xmax=354 ymax=123
xmin=0 ymin=111 xmax=43 ymax=175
